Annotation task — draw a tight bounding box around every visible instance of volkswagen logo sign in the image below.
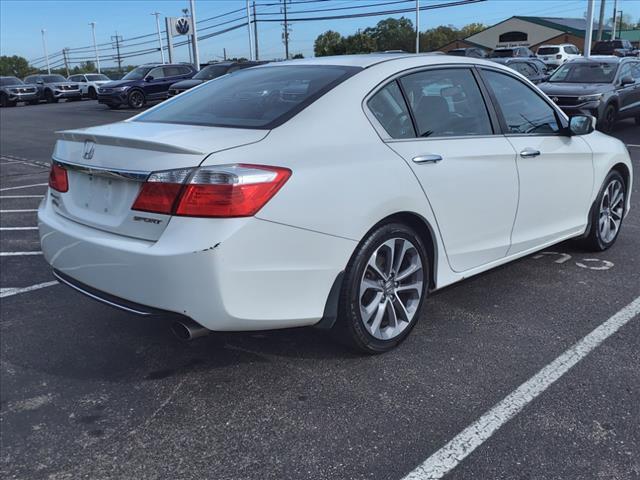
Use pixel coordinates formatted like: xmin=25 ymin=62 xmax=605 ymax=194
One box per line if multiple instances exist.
xmin=552 ymin=97 xmax=559 ymax=103
xmin=176 ymin=17 xmax=190 ymax=35
xmin=82 ymin=140 xmax=95 ymax=160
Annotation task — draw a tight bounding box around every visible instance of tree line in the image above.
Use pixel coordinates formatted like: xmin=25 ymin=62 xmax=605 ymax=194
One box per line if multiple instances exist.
xmin=314 ymin=18 xmax=486 ymax=56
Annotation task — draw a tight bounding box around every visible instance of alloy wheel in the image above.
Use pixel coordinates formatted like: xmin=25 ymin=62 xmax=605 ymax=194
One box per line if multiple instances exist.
xmin=129 ymin=91 xmax=144 ymax=108
xmin=359 ymin=237 xmax=423 ymax=340
xmin=599 ymin=178 xmax=624 ymax=243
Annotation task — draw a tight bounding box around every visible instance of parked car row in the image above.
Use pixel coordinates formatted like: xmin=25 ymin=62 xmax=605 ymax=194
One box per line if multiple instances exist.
xmin=0 ymin=61 xmax=265 ymax=109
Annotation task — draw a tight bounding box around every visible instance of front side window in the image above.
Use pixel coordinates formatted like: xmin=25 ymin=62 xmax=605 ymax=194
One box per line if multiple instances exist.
xmin=631 ymin=62 xmax=640 ymax=80
xmin=136 ymin=65 xmax=359 ymax=129
xmin=367 ymin=81 xmax=414 ymax=139
xmin=483 ymin=70 xmax=559 ymax=134
xmin=399 ymin=68 xmax=492 ymax=138
xmin=618 ymin=63 xmax=633 ymax=81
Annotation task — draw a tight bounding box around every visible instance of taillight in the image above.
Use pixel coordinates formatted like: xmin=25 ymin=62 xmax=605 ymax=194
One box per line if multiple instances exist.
xmin=48 ymin=163 xmax=68 ymax=192
xmin=132 ymin=164 xmax=291 ymax=218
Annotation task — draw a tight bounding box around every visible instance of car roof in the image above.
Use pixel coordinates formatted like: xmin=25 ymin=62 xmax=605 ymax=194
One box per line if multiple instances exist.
xmin=261 ymin=53 xmax=454 ymax=69
xmin=568 ymin=56 xmax=623 ymax=64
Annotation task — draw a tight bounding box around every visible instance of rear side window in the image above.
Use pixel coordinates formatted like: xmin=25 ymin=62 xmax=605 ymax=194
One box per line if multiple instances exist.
xmin=399 ymin=68 xmax=492 ymax=138
xmin=136 ymin=65 xmax=360 ymax=129
xmin=483 ymin=70 xmax=559 ymax=134
xmin=163 ymin=67 xmax=181 ymax=77
xmin=367 ymin=81 xmax=414 ymax=139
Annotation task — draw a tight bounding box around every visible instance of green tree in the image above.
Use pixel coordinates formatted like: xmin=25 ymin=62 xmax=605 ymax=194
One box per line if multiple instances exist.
xmin=291 ymin=53 xmax=304 ymax=59
xmin=343 ymin=31 xmax=377 ymax=54
xmin=364 ymin=17 xmax=415 ymax=52
xmin=0 ymin=55 xmax=35 ymax=77
xmin=419 ymin=25 xmax=460 ymax=51
xmin=314 ymin=30 xmax=345 ymax=56
xmin=459 ymin=23 xmax=486 ymax=38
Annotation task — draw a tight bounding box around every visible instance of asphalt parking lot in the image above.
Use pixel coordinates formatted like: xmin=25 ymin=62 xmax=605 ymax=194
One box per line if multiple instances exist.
xmin=1 ymin=99 xmax=639 ymax=480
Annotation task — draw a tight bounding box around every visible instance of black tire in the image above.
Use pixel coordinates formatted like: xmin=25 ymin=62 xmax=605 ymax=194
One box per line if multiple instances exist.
xmin=44 ymin=89 xmax=58 ymax=104
xmin=0 ymin=94 xmax=15 ymax=107
xmin=127 ymin=89 xmax=145 ymax=109
xmin=333 ymin=222 xmax=429 ymax=354
xmin=88 ymin=87 xmax=97 ymax=100
xmin=598 ymin=103 xmax=617 ymax=133
xmin=581 ymin=170 xmax=626 ymax=251
xmin=635 ymin=115 xmax=640 ymax=126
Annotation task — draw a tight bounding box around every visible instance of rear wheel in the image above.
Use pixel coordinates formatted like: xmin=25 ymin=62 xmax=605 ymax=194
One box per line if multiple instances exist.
xmin=598 ymin=103 xmax=617 ymax=133
xmin=127 ymin=90 xmax=145 ymax=109
xmin=582 ymin=171 xmax=626 ymax=251
xmin=334 ymin=222 xmax=428 ymax=354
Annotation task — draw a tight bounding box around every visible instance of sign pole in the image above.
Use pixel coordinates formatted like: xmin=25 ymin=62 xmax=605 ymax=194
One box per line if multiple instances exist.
xmin=190 ymin=0 xmax=200 ymax=71
xmin=165 ymin=17 xmax=174 ymax=63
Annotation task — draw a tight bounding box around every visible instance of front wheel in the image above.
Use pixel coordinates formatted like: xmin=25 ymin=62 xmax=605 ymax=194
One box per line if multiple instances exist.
xmin=582 ymin=171 xmax=626 ymax=251
xmin=44 ymin=90 xmax=58 ymax=103
xmin=598 ymin=103 xmax=617 ymax=133
xmin=88 ymin=87 xmax=97 ymax=100
xmin=334 ymin=222 xmax=429 ymax=354
xmin=0 ymin=94 xmax=16 ymax=107
xmin=127 ymin=90 xmax=145 ymax=109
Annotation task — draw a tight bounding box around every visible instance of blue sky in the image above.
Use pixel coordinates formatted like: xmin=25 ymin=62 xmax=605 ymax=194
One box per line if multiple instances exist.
xmin=1 ymin=0 xmax=639 ymax=69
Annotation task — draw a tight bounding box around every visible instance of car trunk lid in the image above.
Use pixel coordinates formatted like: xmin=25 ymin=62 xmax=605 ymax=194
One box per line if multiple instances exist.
xmin=51 ymin=121 xmax=268 ymax=241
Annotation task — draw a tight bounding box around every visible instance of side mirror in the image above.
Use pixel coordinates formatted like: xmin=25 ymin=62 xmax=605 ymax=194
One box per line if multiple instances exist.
xmin=569 ymin=115 xmax=596 ymax=136
xmin=145 ymin=76 xmax=154 ymax=82
xmin=620 ymin=75 xmax=634 ymax=86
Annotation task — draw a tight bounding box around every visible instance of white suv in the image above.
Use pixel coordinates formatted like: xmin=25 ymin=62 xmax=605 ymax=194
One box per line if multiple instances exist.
xmin=67 ymin=73 xmax=112 ymax=99
xmin=537 ymin=44 xmax=581 ymax=67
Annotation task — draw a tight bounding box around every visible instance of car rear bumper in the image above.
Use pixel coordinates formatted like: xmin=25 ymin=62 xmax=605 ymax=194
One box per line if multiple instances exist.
xmin=38 ymin=193 xmax=355 ymax=331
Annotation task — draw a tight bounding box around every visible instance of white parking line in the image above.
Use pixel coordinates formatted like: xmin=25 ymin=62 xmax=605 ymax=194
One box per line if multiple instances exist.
xmin=0 ymin=209 xmax=38 ymax=213
xmin=0 ymin=251 xmax=42 ymax=256
xmin=0 ymin=183 xmax=48 ymax=192
xmin=402 ymin=296 xmax=640 ymax=480
xmin=0 ymin=195 xmax=44 ymax=199
xmin=626 ymin=144 xmax=639 ymax=148
xmin=0 ymin=227 xmax=38 ymax=231
xmin=0 ymin=281 xmax=58 ymax=299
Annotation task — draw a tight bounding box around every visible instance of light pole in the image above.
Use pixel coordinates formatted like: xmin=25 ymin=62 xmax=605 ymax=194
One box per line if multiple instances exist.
xmin=246 ymin=0 xmax=254 ymax=60
xmin=612 ymin=0 xmax=618 ymax=39
xmin=151 ymin=12 xmax=165 ymax=63
xmin=415 ymin=0 xmax=420 ymax=53
xmin=41 ymin=29 xmax=51 ymax=74
xmin=189 ymin=0 xmax=200 ymax=70
xmin=89 ymin=22 xmax=101 ymax=73
xmin=584 ymin=0 xmax=595 ymax=58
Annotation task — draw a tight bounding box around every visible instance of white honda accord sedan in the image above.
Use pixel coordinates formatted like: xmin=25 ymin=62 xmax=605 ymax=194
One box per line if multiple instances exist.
xmin=39 ymin=54 xmax=633 ymax=353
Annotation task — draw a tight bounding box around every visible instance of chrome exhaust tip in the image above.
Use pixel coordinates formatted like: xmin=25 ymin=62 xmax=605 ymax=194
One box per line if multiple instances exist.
xmin=171 ymin=319 xmax=210 ymax=341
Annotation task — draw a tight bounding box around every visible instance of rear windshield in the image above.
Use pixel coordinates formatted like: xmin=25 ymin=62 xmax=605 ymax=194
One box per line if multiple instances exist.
xmin=537 ymin=47 xmax=559 ymax=55
xmin=491 ymin=49 xmax=514 ymax=58
xmin=136 ymin=65 xmax=360 ymax=129
xmin=194 ymin=65 xmax=231 ymax=80
xmin=548 ymin=62 xmax=618 ymax=83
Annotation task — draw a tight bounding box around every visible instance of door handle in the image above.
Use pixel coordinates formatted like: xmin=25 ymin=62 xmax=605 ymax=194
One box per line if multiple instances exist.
xmin=412 ymin=154 xmax=443 ymax=164
xmin=520 ymin=148 xmax=541 ymax=158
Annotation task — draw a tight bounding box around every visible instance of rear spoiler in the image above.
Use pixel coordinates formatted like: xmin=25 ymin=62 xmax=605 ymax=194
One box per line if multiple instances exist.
xmin=55 ymin=131 xmax=205 ymax=156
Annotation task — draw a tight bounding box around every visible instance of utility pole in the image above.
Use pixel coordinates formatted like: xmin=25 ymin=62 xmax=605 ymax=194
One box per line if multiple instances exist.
xmin=62 ymin=48 xmax=70 ymax=76
xmin=89 ymin=22 xmax=101 ymax=73
xmin=41 ymin=29 xmax=51 ymax=74
xmin=189 ymin=0 xmax=200 ymax=70
xmin=415 ymin=0 xmax=420 ymax=53
xmin=165 ymin=17 xmax=174 ymax=63
xmin=584 ymin=0 xmax=595 ymax=58
xmin=611 ymin=0 xmax=618 ymax=39
xmin=246 ymin=0 xmax=254 ymax=60
xmin=151 ymin=12 xmax=165 ymax=63
xmin=253 ymin=1 xmax=259 ymax=60
xmin=282 ymin=0 xmax=289 ymax=59
xmin=111 ymin=32 xmax=123 ymax=74
xmin=223 ymin=48 xmax=227 ymax=61
xmin=596 ymin=0 xmax=606 ymax=41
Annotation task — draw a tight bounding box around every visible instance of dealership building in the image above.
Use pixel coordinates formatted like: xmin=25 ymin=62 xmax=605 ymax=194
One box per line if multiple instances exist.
xmin=441 ymin=15 xmax=639 ymax=53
